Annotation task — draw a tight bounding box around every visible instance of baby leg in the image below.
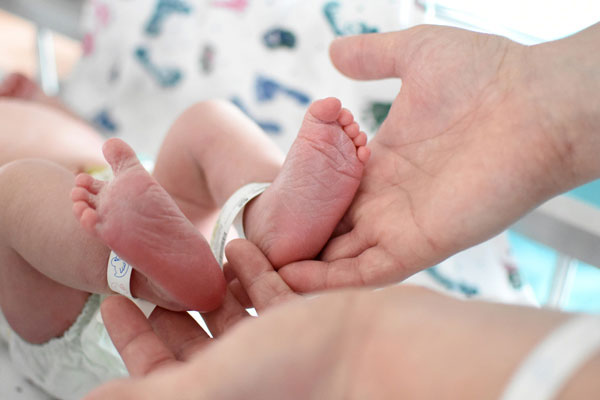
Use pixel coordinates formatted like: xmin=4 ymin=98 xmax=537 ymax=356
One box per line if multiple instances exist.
xmin=0 ymin=160 xmax=103 ymax=344
xmin=0 ymin=99 xmax=106 ymax=173
xmin=71 ymin=140 xmax=226 ymax=312
xmin=68 ymin=101 xmax=278 ymax=314
xmin=152 ymin=100 xmax=285 ymax=236
xmin=155 ymin=98 xmax=368 ymax=267
xmin=0 ymin=159 xmax=202 ymax=345
xmin=70 ymin=98 xmax=367 ymax=315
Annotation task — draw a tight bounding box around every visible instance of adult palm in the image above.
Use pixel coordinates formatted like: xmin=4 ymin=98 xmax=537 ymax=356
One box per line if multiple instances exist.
xmin=281 ymin=25 xmax=574 ymax=291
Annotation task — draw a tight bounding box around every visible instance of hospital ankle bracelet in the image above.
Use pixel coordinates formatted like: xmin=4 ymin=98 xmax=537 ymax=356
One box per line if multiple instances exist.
xmin=210 ymin=182 xmax=270 ymax=267
xmin=106 ymin=250 xmax=156 ymax=317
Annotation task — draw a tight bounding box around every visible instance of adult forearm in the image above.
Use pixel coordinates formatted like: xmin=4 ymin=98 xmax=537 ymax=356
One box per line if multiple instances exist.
xmin=348 ymin=286 xmax=600 ymax=399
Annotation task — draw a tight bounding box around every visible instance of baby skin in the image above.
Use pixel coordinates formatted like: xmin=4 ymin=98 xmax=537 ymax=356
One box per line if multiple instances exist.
xmin=0 ymin=72 xmax=73 ymax=115
xmin=243 ymin=97 xmax=370 ymax=267
xmin=71 ymin=97 xmax=369 ymax=311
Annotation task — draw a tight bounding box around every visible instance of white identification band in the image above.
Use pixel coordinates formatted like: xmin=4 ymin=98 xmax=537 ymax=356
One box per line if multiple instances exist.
xmin=210 ymin=182 xmax=270 ymax=267
xmin=500 ymin=314 xmax=600 ymax=400
xmin=107 ymin=251 xmax=133 ymax=297
xmin=106 ymin=250 xmax=156 ymax=317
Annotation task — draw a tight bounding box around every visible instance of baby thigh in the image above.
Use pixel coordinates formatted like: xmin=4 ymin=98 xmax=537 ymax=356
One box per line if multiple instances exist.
xmin=153 ymin=100 xmax=284 ymax=230
xmin=0 ymin=99 xmax=106 ymax=172
xmin=0 ymin=159 xmax=109 ymax=344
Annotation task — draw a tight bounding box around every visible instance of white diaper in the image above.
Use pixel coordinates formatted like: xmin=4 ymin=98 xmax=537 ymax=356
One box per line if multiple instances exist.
xmin=0 ymin=294 xmax=127 ymax=400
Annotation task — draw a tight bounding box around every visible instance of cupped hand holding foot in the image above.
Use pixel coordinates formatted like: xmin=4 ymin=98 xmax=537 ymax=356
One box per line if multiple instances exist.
xmin=84 ymin=239 xmax=353 ymax=400
xmin=279 ymin=23 xmax=600 ymax=292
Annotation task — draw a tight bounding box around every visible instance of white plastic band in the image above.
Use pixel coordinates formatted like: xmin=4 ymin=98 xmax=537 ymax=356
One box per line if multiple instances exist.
xmin=210 ymin=182 xmax=270 ymax=267
xmin=500 ymin=314 xmax=600 ymax=400
xmin=107 ymin=251 xmax=133 ymax=297
xmin=106 ymin=250 xmax=156 ymax=317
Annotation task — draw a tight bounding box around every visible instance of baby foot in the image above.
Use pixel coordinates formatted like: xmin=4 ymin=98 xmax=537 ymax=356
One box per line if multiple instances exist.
xmin=244 ymin=97 xmax=370 ymax=267
xmin=71 ymin=138 xmax=226 ymax=312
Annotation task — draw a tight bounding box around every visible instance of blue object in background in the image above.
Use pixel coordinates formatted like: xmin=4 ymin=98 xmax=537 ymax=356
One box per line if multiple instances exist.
xmin=92 ymin=109 xmax=118 ymax=133
xmin=145 ymin=0 xmax=192 ymax=36
xmin=255 ymin=75 xmax=310 ymax=105
xmin=507 ymin=180 xmax=600 ymax=314
xmin=567 ymin=180 xmax=600 ymax=208
xmin=263 ymin=28 xmax=297 ymax=49
xmin=425 ymin=266 xmax=479 ymax=297
xmin=565 ymin=262 xmax=600 ymax=314
xmin=508 ymin=231 xmax=600 ymax=314
xmin=230 ymin=97 xmax=282 ymax=134
xmin=323 ymin=1 xmax=379 ymax=37
xmin=134 ymin=46 xmax=183 ymax=87
xmin=563 ymin=181 xmax=600 ymax=313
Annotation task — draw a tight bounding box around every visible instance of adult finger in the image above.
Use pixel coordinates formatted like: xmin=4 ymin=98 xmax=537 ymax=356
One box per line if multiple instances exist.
xmin=329 ymin=30 xmax=414 ymax=80
xmin=279 ymin=247 xmax=405 ymax=293
xmin=101 ymin=296 xmax=180 ymax=377
xmin=225 ymin=239 xmax=300 ymax=313
xmin=223 ymin=260 xmax=255 ymax=307
xmin=202 ymin=289 xmax=250 ymax=337
xmin=227 ymin=276 xmax=254 ymax=309
xmin=223 ymin=262 xmax=237 ymax=283
xmin=147 ymin=307 xmax=211 ymax=361
xmin=319 ymin=227 xmax=367 ymax=261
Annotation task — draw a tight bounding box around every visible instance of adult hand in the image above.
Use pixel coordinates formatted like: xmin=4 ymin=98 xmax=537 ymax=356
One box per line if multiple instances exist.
xmin=84 ymin=239 xmax=360 ymax=399
xmin=86 ymin=239 xmax=584 ymax=400
xmin=280 ymin=24 xmax=600 ymax=292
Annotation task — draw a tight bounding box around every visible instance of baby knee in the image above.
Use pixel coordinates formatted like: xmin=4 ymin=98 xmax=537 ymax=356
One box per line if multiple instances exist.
xmin=0 ymin=158 xmax=67 ymax=181
xmin=0 ymin=159 xmax=40 ymax=183
xmin=181 ymin=99 xmax=241 ymax=128
xmin=0 ymin=159 xmax=73 ymax=203
xmin=167 ymin=99 xmax=240 ymax=145
xmin=186 ymin=99 xmax=234 ymax=116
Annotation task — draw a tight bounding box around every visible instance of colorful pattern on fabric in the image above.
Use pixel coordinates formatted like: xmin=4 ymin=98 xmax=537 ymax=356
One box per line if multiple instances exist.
xmin=63 ymin=0 xmax=403 ymax=158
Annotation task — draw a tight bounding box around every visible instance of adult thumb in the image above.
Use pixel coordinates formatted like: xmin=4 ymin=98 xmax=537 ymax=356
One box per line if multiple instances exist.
xmin=329 ymin=29 xmax=417 ymax=80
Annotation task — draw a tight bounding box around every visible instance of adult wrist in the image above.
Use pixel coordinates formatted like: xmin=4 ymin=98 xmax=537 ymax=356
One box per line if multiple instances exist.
xmin=527 ymin=23 xmax=600 ymax=189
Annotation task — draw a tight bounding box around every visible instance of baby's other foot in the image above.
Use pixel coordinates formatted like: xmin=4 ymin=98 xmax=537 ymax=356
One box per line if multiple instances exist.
xmin=245 ymin=97 xmax=370 ymax=267
xmin=71 ymin=138 xmax=225 ymax=311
